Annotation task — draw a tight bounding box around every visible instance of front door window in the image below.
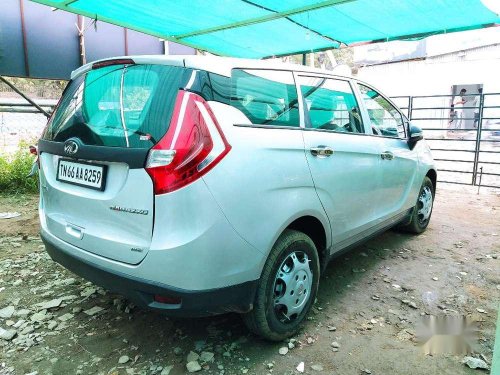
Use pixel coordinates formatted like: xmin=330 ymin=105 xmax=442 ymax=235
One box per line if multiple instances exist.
xmin=358 ymin=84 xmax=406 ymax=138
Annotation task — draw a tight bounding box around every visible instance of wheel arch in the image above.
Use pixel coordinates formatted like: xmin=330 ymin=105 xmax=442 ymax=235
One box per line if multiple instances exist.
xmin=426 ymin=168 xmax=437 ymax=195
xmin=283 ymin=215 xmax=329 ymax=269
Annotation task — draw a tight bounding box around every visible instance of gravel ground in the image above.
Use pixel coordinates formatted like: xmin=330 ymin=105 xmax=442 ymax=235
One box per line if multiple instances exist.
xmin=0 ymin=187 xmax=499 ymax=375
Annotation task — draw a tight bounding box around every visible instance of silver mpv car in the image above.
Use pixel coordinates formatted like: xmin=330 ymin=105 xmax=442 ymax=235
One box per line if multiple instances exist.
xmin=38 ymin=55 xmax=436 ymax=341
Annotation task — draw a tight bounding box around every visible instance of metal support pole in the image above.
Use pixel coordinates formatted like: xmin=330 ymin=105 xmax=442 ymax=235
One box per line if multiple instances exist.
xmin=477 ymin=167 xmax=483 ymax=194
xmin=19 ymin=0 xmax=30 ymax=77
xmin=124 ymin=28 xmax=129 ymax=56
xmin=77 ymin=15 xmax=87 ymax=66
xmin=0 ymin=76 xmax=51 ymax=118
xmin=472 ymin=93 xmax=484 ymax=185
xmin=408 ymin=96 xmax=414 ymax=120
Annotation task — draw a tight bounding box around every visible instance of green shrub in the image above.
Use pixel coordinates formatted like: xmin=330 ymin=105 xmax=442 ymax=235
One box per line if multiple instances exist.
xmin=0 ymin=142 xmax=38 ymax=194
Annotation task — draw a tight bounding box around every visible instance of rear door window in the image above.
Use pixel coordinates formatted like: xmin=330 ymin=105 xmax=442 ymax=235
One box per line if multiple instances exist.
xmin=43 ymin=64 xmax=192 ymax=148
xmin=231 ymin=69 xmax=300 ymax=127
xmin=298 ymin=76 xmax=363 ymax=133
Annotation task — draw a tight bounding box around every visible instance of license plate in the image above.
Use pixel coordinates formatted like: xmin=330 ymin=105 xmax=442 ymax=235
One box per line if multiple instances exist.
xmin=56 ymin=159 xmax=107 ymax=191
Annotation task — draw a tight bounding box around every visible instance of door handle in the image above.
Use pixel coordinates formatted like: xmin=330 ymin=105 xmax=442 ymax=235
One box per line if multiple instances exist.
xmin=310 ymin=146 xmax=334 ymax=158
xmin=381 ymin=151 xmax=394 ymax=160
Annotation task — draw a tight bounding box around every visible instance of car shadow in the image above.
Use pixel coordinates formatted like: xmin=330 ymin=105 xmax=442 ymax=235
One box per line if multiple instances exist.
xmin=91 ymin=228 xmax=418 ymax=370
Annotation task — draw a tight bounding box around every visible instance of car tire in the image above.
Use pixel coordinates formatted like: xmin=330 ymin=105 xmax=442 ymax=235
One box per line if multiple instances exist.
xmin=400 ymin=176 xmax=434 ymax=234
xmin=242 ymin=229 xmax=320 ymax=341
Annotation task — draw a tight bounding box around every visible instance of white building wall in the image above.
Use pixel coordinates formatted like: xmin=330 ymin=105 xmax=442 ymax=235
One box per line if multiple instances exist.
xmin=355 ymin=44 xmax=500 ymax=97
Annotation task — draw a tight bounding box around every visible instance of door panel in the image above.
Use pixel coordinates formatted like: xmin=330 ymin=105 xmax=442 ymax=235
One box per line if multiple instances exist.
xmin=378 ymin=138 xmax=419 ymax=217
xmin=302 ymin=131 xmax=382 ymax=245
xmin=356 ymin=83 xmax=418 ymax=219
xmin=204 ymin=69 xmax=326 ymax=255
xmin=297 ymin=75 xmax=382 ymax=246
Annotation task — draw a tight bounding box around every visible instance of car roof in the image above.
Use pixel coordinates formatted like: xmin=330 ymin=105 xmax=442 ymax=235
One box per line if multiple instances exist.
xmin=71 ymin=54 xmax=351 ymax=80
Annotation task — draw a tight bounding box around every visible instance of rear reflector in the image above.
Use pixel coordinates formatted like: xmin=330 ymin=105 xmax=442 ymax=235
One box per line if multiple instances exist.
xmin=29 ymin=145 xmax=40 ymax=167
xmin=92 ymin=58 xmax=135 ymax=70
xmin=154 ymin=294 xmax=182 ymax=305
xmin=145 ymin=91 xmax=231 ymax=194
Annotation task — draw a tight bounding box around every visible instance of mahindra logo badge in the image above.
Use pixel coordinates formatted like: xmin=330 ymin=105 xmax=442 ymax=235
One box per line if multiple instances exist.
xmin=64 ymin=140 xmax=78 ymax=155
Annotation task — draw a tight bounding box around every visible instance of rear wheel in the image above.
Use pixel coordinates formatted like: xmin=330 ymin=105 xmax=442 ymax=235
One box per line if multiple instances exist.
xmin=242 ymin=229 xmax=320 ymax=341
xmin=401 ymin=176 xmax=434 ymax=234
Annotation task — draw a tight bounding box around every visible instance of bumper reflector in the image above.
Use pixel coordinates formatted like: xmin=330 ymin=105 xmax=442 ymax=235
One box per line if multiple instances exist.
xmin=154 ymin=294 xmax=182 ymax=305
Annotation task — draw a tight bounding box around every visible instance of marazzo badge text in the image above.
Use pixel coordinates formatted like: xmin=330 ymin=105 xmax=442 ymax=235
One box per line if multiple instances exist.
xmin=109 ymin=206 xmax=149 ymax=215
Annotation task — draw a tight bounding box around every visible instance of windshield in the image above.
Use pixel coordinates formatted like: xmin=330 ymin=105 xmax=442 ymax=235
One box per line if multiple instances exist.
xmin=43 ymin=64 xmax=190 ymax=148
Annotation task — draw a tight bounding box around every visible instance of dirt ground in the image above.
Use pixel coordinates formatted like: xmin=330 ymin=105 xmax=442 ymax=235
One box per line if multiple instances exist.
xmin=0 ymin=187 xmax=499 ymax=375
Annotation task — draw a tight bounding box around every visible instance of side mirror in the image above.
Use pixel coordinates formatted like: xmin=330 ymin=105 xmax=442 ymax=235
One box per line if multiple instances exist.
xmin=408 ymin=124 xmax=423 ymax=150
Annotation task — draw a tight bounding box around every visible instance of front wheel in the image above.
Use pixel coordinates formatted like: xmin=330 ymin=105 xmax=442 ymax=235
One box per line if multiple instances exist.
xmin=401 ymin=176 xmax=434 ymax=234
xmin=242 ymin=229 xmax=320 ymax=341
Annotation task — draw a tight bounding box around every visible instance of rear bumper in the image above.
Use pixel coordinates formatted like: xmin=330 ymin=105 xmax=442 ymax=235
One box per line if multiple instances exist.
xmin=42 ymin=234 xmax=258 ymax=317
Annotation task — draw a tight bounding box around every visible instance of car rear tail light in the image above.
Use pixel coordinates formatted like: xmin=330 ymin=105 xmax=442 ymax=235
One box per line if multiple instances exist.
xmin=145 ymin=91 xmax=231 ymax=194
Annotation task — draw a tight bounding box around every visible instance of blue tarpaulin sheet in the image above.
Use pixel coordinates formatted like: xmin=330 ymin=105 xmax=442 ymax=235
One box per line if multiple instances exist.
xmin=30 ymin=0 xmax=500 ymax=58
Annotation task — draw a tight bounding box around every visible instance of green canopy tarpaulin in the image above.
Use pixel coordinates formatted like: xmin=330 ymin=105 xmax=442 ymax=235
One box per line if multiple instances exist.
xmin=30 ymin=0 xmax=500 ymax=58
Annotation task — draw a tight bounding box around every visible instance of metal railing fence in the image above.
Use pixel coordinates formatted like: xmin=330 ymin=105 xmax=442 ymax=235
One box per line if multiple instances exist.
xmin=391 ymin=93 xmax=500 ymax=189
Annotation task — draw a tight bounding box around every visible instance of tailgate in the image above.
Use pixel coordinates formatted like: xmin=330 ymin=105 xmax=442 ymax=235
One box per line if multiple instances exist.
xmin=40 ymin=151 xmax=153 ymax=264
xmin=37 ymin=61 xmax=193 ymax=264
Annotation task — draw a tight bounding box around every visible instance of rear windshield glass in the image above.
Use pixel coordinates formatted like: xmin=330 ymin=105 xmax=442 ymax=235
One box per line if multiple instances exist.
xmin=43 ymin=64 xmax=191 ymax=148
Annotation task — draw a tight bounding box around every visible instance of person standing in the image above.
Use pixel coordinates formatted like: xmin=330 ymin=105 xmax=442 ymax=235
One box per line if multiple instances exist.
xmin=473 ymin=88 xmax=483 ymax=128
xmin=453 ymin=88 xmax=467 ymax=130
